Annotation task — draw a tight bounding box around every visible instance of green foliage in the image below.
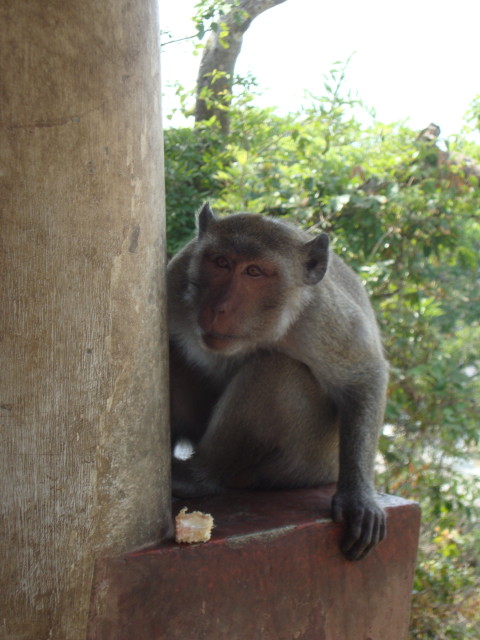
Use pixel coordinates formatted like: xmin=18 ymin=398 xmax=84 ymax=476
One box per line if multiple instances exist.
xmin=164 ymin=113 xmax=232 ymax=254
xmin=193 ymin=0 xmax=246 ymax=43
xmin=462 ymin=93 xmax=480 ymax=137
xmin=164 ymin=67 xmax=480 ymax=638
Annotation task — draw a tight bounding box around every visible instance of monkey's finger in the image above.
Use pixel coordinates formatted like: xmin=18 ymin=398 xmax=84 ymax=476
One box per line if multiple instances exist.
xmin=346 ymin=509 xmax=387 ymax=560
xmin=340 ymin=509 xmax=367 ymax=556
xmin=372 ymin=511 xmax=387 ymax=546
xmin=379 ymin=512 xmax=387 ymax=543
xmin=331 ymin=492 xmax=351 ymax=523
xmin=331 ymin=500 xmax=344 ymax=523
xmin=342 ymin=511 xmax=373 ymax=561
xmin=344 ymin=534 xmax=375 ymax=561
xmin=354 ymin=542 xmax=376 ymax=562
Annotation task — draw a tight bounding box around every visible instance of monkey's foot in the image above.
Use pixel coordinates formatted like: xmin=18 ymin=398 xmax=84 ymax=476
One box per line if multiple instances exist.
xmin=172 ymin=458 xmax=223 ymax=499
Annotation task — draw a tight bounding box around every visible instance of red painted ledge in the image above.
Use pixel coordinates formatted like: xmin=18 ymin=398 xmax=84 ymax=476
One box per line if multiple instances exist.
xmin=88 ymin=487 xmax=421 ymax=640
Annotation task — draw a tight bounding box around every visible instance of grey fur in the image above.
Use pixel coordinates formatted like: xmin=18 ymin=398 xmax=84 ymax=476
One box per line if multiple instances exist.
xmin=168 ymin=206 xmax=389 ymax=560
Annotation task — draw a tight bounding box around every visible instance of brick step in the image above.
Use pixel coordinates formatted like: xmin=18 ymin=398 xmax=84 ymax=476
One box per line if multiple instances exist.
xmin=88 ymin=487 xmax=420 ymax=640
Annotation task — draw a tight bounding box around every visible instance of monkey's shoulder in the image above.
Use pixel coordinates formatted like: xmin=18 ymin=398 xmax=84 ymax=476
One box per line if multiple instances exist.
xmin=284 ymin=254 xmax=384 ymax=369
xmin=307 ymin=253 xmax=374 ymax=321
xmin=324 ymin=252 xmax=372 ymax=304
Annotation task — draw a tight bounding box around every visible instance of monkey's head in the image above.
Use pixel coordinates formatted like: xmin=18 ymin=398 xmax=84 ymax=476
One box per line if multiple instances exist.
xmin=185 ymin=203 xmax=329 ymax=356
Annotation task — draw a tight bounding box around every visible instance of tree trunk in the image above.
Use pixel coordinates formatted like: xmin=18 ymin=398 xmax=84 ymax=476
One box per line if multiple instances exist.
xmin=0 ymin=1 xmax=171 ymax=638
xmin=195 ymin=0 xmax=288 ymax=133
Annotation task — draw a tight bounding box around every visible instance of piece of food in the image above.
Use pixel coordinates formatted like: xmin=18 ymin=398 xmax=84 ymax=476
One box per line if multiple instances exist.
xmin=175 ymin=507 xmax=214 ymax=543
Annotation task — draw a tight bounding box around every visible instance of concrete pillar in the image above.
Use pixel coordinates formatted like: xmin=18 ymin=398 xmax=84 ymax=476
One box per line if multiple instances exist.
xmin=0 ymin=1 xmax=170 ymax=638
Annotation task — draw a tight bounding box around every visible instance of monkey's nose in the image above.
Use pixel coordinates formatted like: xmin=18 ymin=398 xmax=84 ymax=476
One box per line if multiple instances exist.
xmin=211 ymin=299 xmax=229 ymax=315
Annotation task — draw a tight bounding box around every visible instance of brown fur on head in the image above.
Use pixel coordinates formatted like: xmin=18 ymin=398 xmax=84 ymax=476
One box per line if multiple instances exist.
xmin=186 ymin=203 xmax=329 ymax=354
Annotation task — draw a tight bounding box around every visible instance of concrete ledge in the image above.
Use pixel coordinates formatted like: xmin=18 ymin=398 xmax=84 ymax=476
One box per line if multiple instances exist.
xmin=88 ymin=487 xmax=421 ymax=640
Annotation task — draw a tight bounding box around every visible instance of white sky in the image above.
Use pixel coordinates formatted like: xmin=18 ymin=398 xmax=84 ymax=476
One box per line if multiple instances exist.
xmin=159 ymin=0 xmax=479 ymax=138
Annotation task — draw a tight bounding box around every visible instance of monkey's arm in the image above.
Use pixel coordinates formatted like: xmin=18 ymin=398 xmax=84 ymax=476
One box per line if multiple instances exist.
xmin=330 ymin=372 xmax=388 ymax=561
xmin=284 ymin=291 xmax=388 ymax=561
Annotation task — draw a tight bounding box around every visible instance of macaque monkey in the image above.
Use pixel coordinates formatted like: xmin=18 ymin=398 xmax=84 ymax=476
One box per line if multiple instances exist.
xmin=168 ymin=203 xmax=389 ymax=561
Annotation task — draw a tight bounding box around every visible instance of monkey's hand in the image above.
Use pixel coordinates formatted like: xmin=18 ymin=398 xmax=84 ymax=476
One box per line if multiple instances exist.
xmin=331 ymin=490 xmax=386 ymax=561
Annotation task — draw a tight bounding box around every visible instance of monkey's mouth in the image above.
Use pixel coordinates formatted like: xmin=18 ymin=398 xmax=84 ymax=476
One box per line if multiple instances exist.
xmin=202 ymin=331 xmax=241 ymax=351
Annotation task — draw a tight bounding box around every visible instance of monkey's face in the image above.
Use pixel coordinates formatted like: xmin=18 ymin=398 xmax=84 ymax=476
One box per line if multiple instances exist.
xmin=183 ymin=211 xmax=329 ymax=356
xmin=192 ymin=250 xmax=292 ymax=354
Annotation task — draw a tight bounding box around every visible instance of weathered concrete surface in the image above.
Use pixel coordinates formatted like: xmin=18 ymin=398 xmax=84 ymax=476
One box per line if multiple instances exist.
xmin=89 ymin=488 xmax=421 ymax=640
xmin=0 ymin=1 xmax=170 ymax=639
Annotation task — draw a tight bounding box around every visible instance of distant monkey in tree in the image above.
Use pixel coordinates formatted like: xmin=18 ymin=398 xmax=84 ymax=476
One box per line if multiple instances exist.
xmin=168 ymin=203 xmax=388 ymax=560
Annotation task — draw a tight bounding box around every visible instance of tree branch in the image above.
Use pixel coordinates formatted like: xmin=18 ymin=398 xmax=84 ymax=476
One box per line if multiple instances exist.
xmin=195 ymin=0 xmax=288 ymax=133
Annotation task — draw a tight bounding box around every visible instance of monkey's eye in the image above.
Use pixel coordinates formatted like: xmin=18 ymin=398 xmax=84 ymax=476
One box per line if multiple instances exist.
xmin=213 ymin=256 xmax=230 ymax=269
xmin=244 ymin=265 xmax=264 ymax=278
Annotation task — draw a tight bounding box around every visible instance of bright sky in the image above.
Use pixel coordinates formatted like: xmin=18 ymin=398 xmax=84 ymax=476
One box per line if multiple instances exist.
xmin=159 ymin=0 xmax=479 ymax=139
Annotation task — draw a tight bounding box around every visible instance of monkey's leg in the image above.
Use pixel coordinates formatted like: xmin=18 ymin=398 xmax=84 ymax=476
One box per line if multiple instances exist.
xmin=169 ymin=340 xmax=223 ymax=448
xmin=172 ymin=351 xmax=340 ymax=498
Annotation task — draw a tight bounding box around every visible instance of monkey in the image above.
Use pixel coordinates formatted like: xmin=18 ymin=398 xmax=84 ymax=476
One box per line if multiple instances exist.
xmin=168 ymin=203 xmax=389 ymax=561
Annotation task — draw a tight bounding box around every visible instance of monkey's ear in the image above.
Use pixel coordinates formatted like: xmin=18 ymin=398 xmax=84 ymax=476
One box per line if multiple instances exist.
xmin=197 ymin=202 xmax=215 ymax=237
xmin=303 ymin=233 xmax=329 ymax=284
